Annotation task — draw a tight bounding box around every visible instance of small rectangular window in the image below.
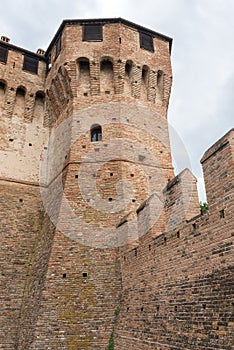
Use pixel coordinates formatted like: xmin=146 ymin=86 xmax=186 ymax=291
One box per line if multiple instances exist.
xmin=219 ymin=209 xmax=225 ymax=219
xmin=0 ymin=45 xmax=8 ymax=64
xmin=82 ymin=24 xmax=103 ymax=41
xmin=55 ymin=35 xmax=61 ymax=58
xmin=139 ymin=32 xmax=154 ymax=52
xmin=23 ymin=55 xmax=39 ymax=74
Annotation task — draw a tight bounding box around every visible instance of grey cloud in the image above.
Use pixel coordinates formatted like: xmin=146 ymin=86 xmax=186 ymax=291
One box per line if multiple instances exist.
xmin=121 ymin=0 xmax=234 ymax=200
xmin=0 ymin=0 xmax=101 ymax=51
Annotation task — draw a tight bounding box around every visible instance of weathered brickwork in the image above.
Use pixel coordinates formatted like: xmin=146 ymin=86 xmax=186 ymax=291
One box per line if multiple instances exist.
xmin=0 ymin=182 xmax=56 ymax=349
xmin=0 ymin=18 xmax=233 ymax=350
xmin=0 ymin=45 xmax=48 ymax=183
xmin=115 ymin=129 xmax=234 ymax=350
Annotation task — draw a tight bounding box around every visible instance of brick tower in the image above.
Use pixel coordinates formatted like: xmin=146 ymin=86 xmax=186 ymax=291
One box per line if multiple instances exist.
xmin=38 ymin=18 xmax=174 ymax=349
xmin=0 ymin=18 xmax=174 ymax=349
xmin=40 ymin=18 xmax=174 ymax=247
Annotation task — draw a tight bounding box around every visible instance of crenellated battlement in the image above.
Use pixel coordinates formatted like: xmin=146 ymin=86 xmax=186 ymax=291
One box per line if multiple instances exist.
xmin=201 ymin=128 xmax=234 ymax=211
xmin=115 ymin=128 xmax=234 ymax=350
xmin=44 ymin=19 xmax=172 ymax=127
xmin=117 ymin=129 xmax=233 ymax=245
xmin=0 ymin=18 xmax=172 ymax=128
xmin=45 ymin=57 xmax=171 ymax=128
xmin=0 ymin=41 xmax=46 ymax=123
xmin=0 ymin=42 xmax=48 ymax=184
xmin=0 ymin=80 xmax=45 ymax=121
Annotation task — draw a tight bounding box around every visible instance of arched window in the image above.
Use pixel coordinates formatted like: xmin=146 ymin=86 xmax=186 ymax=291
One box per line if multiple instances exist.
xmin=91 ymin=124 xmax=102 ymax=142
xmin=78 ymin=58 xmax=90 ymax=78
xmin=13 ymin=86 xmax=26 ymax=117
xmin=0 ymin=80 xmax=6 ymax=109
xmin=35 ymin=91 xmax=45 ymax=103
xmin=33 ymin=91 xmax=45 ymax=119
xmin=16 ymin=86 xmax=26 ymax=97
xmin=100 ymin=59 xmax=113 ymax=75
xmin=100 ymin=58 xmax=114 ymax=93
xmin=125 ymin=60 xmax=133 ymax=80
xmin=124 ymin=60 xmax=133 ymax=95
xmin=142 ymin=65 xmax=149 ymax=86
xmin=77 ymin=57 xmax=90 ymax=94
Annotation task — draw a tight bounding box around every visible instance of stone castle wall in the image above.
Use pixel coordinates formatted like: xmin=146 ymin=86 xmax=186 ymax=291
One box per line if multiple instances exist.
xmin=115 ymin=129 xmax=234 ymax=350
xmin=0 ymin=19 xmax=233 ymax=350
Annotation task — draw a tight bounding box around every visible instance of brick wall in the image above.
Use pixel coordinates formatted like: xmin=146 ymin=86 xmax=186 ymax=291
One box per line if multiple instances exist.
xmin=0 ymin=46 xmax=48 ymax=184
xmin=115 ymin=130 xmax=234 ymax=350
xmin=0 ymin=182 xmax=55 ymax=349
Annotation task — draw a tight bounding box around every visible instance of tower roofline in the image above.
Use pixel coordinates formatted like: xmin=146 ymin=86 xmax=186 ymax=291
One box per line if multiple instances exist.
xmin=45 ymin=17 xmax=173 ymax=56
xmin=0 ymin=39 xmax=47 ymax=61
xmin=0 ymin=18 xmax=173 ymax=60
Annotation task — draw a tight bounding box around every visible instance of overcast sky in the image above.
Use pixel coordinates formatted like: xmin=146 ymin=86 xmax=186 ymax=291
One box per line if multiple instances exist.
xmin=1 ymin=0 xmax=233 ymax=201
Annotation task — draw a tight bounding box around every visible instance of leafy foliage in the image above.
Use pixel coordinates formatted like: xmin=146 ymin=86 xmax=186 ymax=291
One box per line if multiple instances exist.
xmin=106 ymin=330 xmax=114 ymax=350
xmin=115 ymin=306 xmax=120 ymax=317
xmin=106 ymin=307 xmax=121 ymax=350
xmin=200 ymin=202 xmax=208 ymax=215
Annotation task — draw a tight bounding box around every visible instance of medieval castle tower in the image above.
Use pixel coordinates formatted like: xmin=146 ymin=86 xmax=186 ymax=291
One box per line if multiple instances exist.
xmin=0 ymin=18 xmax=233 ymax=350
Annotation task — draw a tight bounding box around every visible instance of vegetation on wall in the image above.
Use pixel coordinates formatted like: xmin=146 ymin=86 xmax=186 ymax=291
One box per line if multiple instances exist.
xmin=200 ymin=202 xmax=208 ymax=215
xmin=107 ymin=330 xmax=115 ymax=350
xmin=106 ymin=307 xmax=121 ymax=350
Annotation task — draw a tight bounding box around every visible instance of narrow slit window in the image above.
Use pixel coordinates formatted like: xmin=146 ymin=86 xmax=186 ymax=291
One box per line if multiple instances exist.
xmin=142 ymin=66 xmax=149 ymax=85
xmin=82 ymin=24 xmax=103 ymax=41
xmin=219 ymin=209 xmax=225 ymax=219
xmin=125 ymin=61 xmax=133 ymax=79
xmin=0 ymin=45 xmax=8 ymax=64
xmin=55 ymin=35 xmax=62 ymax=58
xmin=157 ymin=70 xmax=164 ymax=97
xmin=23 ymin=55 xmax=39 ymax=74
xmin=139 ymin=32 xmax=154 ymax=52
xmin=91 ymin=124 xmax=102 ymax=142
